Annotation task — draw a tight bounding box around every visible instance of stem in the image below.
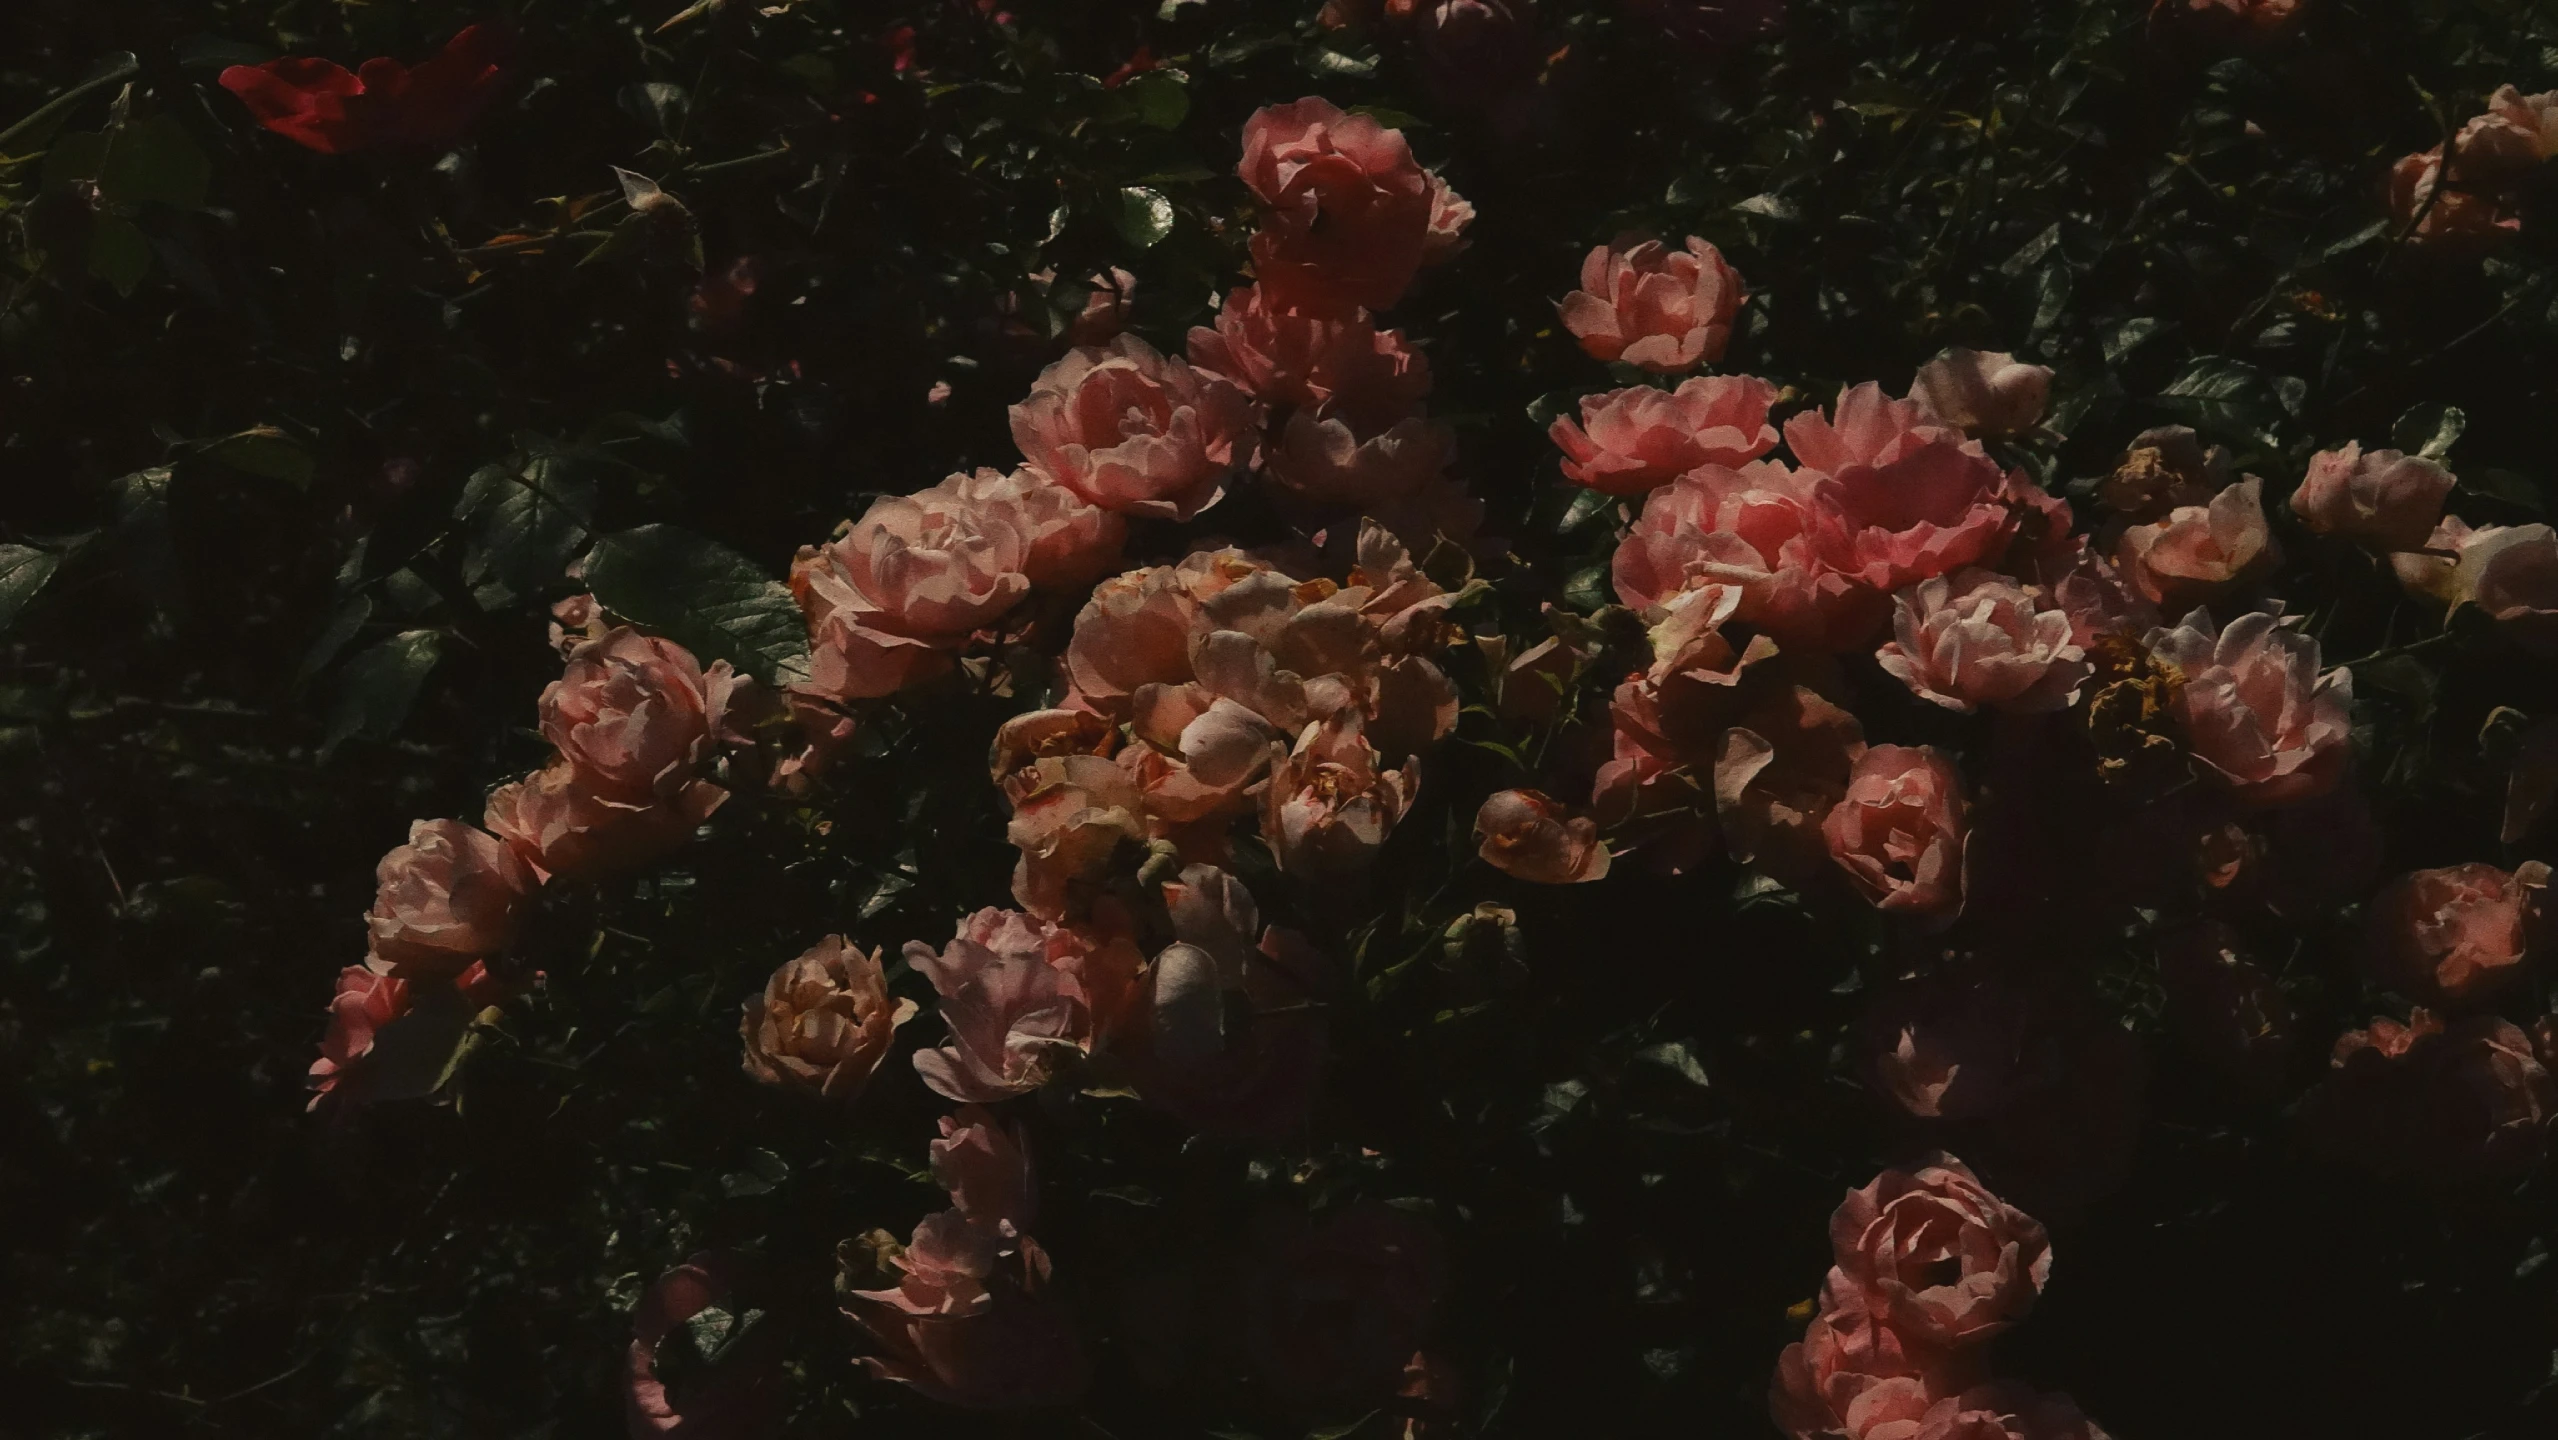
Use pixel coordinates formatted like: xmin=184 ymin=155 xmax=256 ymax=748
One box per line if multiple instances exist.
xmin=0 ymin=52 xmax=138 ymax=155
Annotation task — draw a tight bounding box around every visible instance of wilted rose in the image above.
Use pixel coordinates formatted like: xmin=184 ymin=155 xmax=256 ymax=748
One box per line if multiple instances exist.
xmin=2144 ymin=608 xmax=2352 ymax=807
xmin=1875 ymin=569 xmax=2090 ymax=714
xmin=364 ymin=818 xmax=536 ymax=979
xmin=1823 ymin=746 xmax=1969 ymax=922
xmin=2288 ymin=442 xmax=2455 ymax=551
xmin=2369 ymin=863 xmax=2535 ymax=1006
xmin=1549 ymin=376 xmax=1781 ymax=495
xmin=1473 ymin=788 xmax=1611 ymax=884
xmin=1010 ymin=334 xmax=1259 ymax=521
xmin=740 ymin=936 xmax=917 ymax=1103
xmin=1823 ymin=1155 xmax=2051 ymax=1350
xmin=1557 ymin=235 xmax=1746 ymax=373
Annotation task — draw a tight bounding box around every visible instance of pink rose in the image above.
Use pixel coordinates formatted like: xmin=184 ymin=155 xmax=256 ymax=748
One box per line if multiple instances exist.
xmin=793 ymin=483 xmax=1032 ymax=700
xmin=905 ymin=908 xmax=1106 ymax=1101
xmin=1267 ymin=406 xmax=1454 ymax=515
xmin=1240 ymin=98 xmax=1437 ymax=312
xmin=1783 ymin=382 xmax=1961 ymax=474
xmin=1246 ymin=1203 xmax=1445 ymax=1404
xmin=1876 ymin=569 xmax=2090 ymax=714
xmin=1473 ymin=788 xmax=1612 ymax=884
xmin=2143 ymin=608 xmax=2352 ymax=806
xmin=2386 ymin=146 xmax=2520 ymax=255
xmin=1186 ymin=284 xmax=1432 ymax=419
xmin=308 ymin=965 xmax=412 ymax=1110
xmin=1421 ymin=169 xmax=1473 ymax=267
xmin=941 ymin=466 xmax=1127 ymax=592
xmin=2370 ymin=863 xmax=2535 ymax=1006
xmin=1770 ymin=1297 xmax=1963 ymax=1440
xmin=1009 ymin=334 xmax=1259 ymax=520
xmin=1824 ymin=1155 xmax=2051 ymax=1350
xmin=364 ymin=818 xmax=535 ymax=979
xmin=626 ymin=1254 xmax=782 ymax=1438
xmin=1549 ymin=375 xmax=1781 ymax=494
xmin=844 ymin=1214 xmax=1089 ymax=1409
xmin=1804 ymin=437 xmax=2021 ymax=596
xmin=1264 ymin=711 xmax=1421 ymax=880
xmin=1824 ymin=746 xmax=1969 ymax=921
xmin=1861 ymin=970 xmax=2032 ymax=1122
xmin=1713 ymin=685 xmax=1867 ymax=884
xmin=1908 ymin=1383 xmax=2111 ymax=1440
xmin=739 ymin=935 xmax=917 ymax=1102
xmin=1557 ymin=235 xmax=1746 ymax=373
xmin=2289 ymin=442 xmax=2454 ymax=551
xmin=1907 ymin=349 xmax=2051 ymax=439
xmin=2455 ymin=85 xmax=2558 ymax=184
xmin=486 ymin=759 xmax=707 ymax=883
xmin=1065 ymin=266 xmax=1135 ymax=346
xmin=989 ymin=707 xmax=1118 ymax=785
xmin=540 ymin=626 xmax=739 ymax=807
xmin=2448 ymin=522 xmax=2558 ymax=654
xmin=931 ymin=1105 xmax=1037 ymax=1234
xmin=2309 ymin=1009 xmax=2558 ymax=1181
xmin=1063 ymin=562 xmax=1220 ymax=718
xmin=1614 ymin=461 xmax=1886 ymax=649
xmin=1002 ymin=753 xmax=1150 ymax=919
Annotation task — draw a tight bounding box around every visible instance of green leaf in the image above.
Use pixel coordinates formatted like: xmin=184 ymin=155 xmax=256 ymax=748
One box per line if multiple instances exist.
xmin=2390 ymin=403 xmax=2465 ymax=462
xmin=582 ymin=525 xmax=810 ymax=684
xmin=1111 ymin=186 xmax=1176 ymax=249
xmin=296 ymin=595 xmax=374 ymax=686
xmin=1632 ymin=1040 xmax=1712 ymax=1088
xmin=86 ymin=217 xmax=151 ymax=295
xmin=96 ymin=114 xmax=210 ymax=210
xmin=322 ymin=630 xmax=443 ymax=759
xmin=1122 ymin=70 xmax=1189 ymax=130
xmin=0 ymin=545 xmax=62 ymax=632
xmin=2101 ymin=317 xmax=2167 ymax=366
xmin=2459 ymin=468 xmax=2546 ymax=518
xmin=200 ymin=427 xmax=314 ymax=487
xmin=458 ymin=448 xmax=599 ymax=605
xmin=2155 ymin=356 xmax=2277 ymax=447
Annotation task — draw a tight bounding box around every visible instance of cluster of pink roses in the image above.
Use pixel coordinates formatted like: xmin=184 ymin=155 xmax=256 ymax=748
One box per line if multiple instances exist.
xmin=2387 ymin=86 xmax=2558 ymax=255
xmin=314 ymin=624 xmax=741 ymax=1106
xmin=1772 ymin=1156 xmax=2109 ymax=1440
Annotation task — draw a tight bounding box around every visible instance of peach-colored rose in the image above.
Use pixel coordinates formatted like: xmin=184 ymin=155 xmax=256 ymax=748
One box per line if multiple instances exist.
xmin=1473 ymin=788 xmax=1611 ymax=884
xmin=308 ymin=964 xmax=412 ymax=1110
xmin=626 ymin=1255 xmax=783 ymax=1437
xmin=1907 ymin=349 xmax=2052 ymax=439
xmin=1063 ymin=562 xmax=1218 ymax=717
xmin=2144 ymin=608 xmax=2352 ymax=807
xmin=2289 ymin=442 xmax=2454 ymax=551
xmin=1614 ymin=461 xmax=1886 ymax=649
xmin=931 ymin=1105 xmax=1036 ymax=1234
xmin=1549 ymin=375 xmax=1781 ymax=494
xmin=942 ymin=466 xmax=1127 ymax=591
xmin=844 ymin=1212 xmax=1089 ymax=1409
xmin=1421 ymin=170 xmax=1473 ymax=267
xmin=2447 ymin=522 xmax=2558 ymax=654
xmin=989 ymin=707 xmax=1118 ymax=784
xmin=364 ymin=818 xmax=535 ymax=979
xmin=1264 ymin=711 xmax=1420 ymax=879
xmin=2115 ymin=476 xmax=2278 ymax=615
xmin=739 ymin=935 xmax=917 ymax=1102
xmin=1908 ymin=1383 xmax=2111 ymax=1440
xmin=2370 ymin=863 xmax=2534 ymax=1006
xmin=1009 ymin=334 xmax=1259 ymax=520
xmin=540 ymin=627 xmax=738 ymax=809
xmin=1714 ymin=685 xmax=1867 ymax=884
xmin=905 ymin=908 xmax=1105 ymax=1101
xmin=1186 ymin=284 xmax=1432 ymax=419
xmin=1002 ymin=754 xmax=1149 ymax=919
xmin=1824 ymin=746 xmax=1969 ymax=921
xmin=486 ymin=759 xmax=706 ymax=883
xmin=2387 ymin=146 xmax=2520 ymax=255
xmin=2389 ymin=513 xmax=2484 ymax=600
xmin=1240 ymin=98 xmax=1437 ymax=312
xmin=1804 ymin=437 xmax=2021 ymax=596
xmin=1246 ymin=1203 xmax=1444 ymax=1404
xmin=1876 ymin=569 xmax=2090 ymax=714
xmin=1770 ymin=1297 xmax=1963 ymax=1440
xmin=1557 ymin=235 xmax=1746 ymax=372
xmin=2456 ymin=86 xmax=2558 ymax=183
xmin=1066 ymin=266 xmax=1135 ymax=346
xmin=793 ymin=485 xmax=1031 ymax=700
xmin=1824 ymin=1155 xmax=2050 ymax=1350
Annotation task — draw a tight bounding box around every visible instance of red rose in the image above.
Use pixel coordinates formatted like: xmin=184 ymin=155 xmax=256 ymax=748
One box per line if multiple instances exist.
xmin=219 ymin=25 xmax=511 ymax=155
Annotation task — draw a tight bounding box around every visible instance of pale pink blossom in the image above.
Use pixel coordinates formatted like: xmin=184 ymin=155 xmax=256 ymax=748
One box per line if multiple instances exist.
xmin=931 ymin=1105 xmax=1037 ymax=1234
xmin=1009 ymin=334 xmax=1259 ymax=520
xmin=1783 ymin=382 xmax=1963 ymax=474
xmin=1824 ymin=1155 xmax=2051 ymax=1350
xmin=2289 ymin=442 xmax=2454 ymax=551
xmin=2453 ymin=86 xmax=2558 ymax=186
xmin=1240 ymin=98 xmax=1437 ymax=312
xmin=2144 ymin=608 xmax=2353 ymax=806
xmin=1823 ymin=746 xmax=1969 ymax=921
xmin=940 ymin=466 xmax=1127 ymax=591
xmin=2115 ymin=476 xmax=2277 ymax=615
xmin=2370 ymin=863 xmax=2535 ymax=1006
xmin=904 ymin=908 xmax=1112 ymax=1101
xmin=1186 ymin=284 xmax=1432 ymax=419
xmin=1549 ymin=375 xmax=1781 ymax=495
xmin=486 ymin=759 xmax=707 ymax=883
xmin=1557 ymin=235 xmax=1746 ymax=372
xmin=1421 ymin=169 xmax=1473 ymax=267
xmin=364 ymin=818 xmax=536 ymax=979
xmin=308 ymin=965 xmax=412 ymax=1109
xmin=739 ymin=936 xmax=917 ymax=1102
xmin=793 ymin=486 xmax=1031 ymax=700
xmin=844 ymin=1214 xmax=1089 ymax=1409
xmin=1907 ymin=348 xmax=2051 ymax=439
xmin=2387 ymin=146 xmax=2520 ymax=255
xmin=1876 ymin=569 xmax=2090 ymax=714
xmin=1614 ymin=461 xmax=1886 ymax=649
xmin=1770 ymin=1297 xmax=1964 ymax=1440
xmin=1474 ymin=788 xmax=1611 ymax=884
xmin=1804 ymin=438 xmax=2019 ymax=595
xmin=540 ymin=627 xmax=738 ymax=809
xmin=1263 ymin=711 xmax=1420 ymax=879
xmin=2448 ymin=522 xmax=2558 ymax=654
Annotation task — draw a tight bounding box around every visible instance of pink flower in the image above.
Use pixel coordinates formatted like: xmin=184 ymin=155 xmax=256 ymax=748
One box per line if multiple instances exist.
xmin=1240 ymin=98 xmax=1438 ymax=312
xmin=2289 ymin=442 xmax=2455 ymax=551
xmin=1186 ymin=285 xmax=1432 ymax=419
xmin=625 ymin=1255 xmax=783 ymax=1438
xmin=1804 ymin=439 xmax=2020 ymax=596
xmin=844 ymin=1215 xmax=1089 ymax=1409
xmin=308 ymin=965 xmax=412 ymax=1109
xmin=938 ymin=466 xmax=1127 ymax=592
xmin=1062 ymin=560 xmax=1226 ymax=718
xmin=2456 ymin=86 xmax=2558 ymax=184
xmin=1002 ymin=754 xmax=1151 ymax=919
xmin=1876 ymin=570 xmax=2090 ymax=714
xmin=1770 ymin=1297 xmax=1965 ymax=1440
xmin=2144 ymin=608 xmax=2352 ymax=807
xmin=905 ymin=908 xmax=1108 ymax=1101
xmin=2370 ymin=863 xmax=2535 ymax=1006
xmin=364 ymin=819 xmax=535 ymax=979
xmin=1264 ymin=712 xmax=1421 ymax=879
xmin=1066 ymin=267 xmax=1135 ymax=346
xmin=1908 ymin=1383 xmax=2111 ymax=1440
xmin=486 ymin=759 xmax=708 ymax=883
xmin=2308 ymin=1009 xmax=2558 ymax=1181
xmin=1614 ymin=461 xmax=1887 ymax=649
xmin=739 ymin=936 xmax=917 ymax=1102
xmin=1716 ymin=685 xmax=1868 ymax=884
xmin=1009 ymin=334 xmax=1260 ymax=520
xmin=2448 ymin=522 xmax=2558 ymax=654
xmin=1421 ymin=170 xmax=1473 ymax=267
xmin=1473 ymin=788 xmax=1612 ymax=884
xmin=1907 ymin=349 xmax=2051 ymax=439
xmin=2114 ymin=476 xmax=2277 ymax=617
xmin=1824 ymin=746 xmax=1969 ymax=921
xmin=2386 ymin=147 xmax=2520 ymax=255
xmin=1549 ymin=376 xmax=1781 ymax=495
xmin=1783 ymin=382 xmax=1962 ymax=474
xmin=793 ymin=483 xmax=1032 ymax=700
xmin=1267 ymin=407 xmax=1454 ymax=514
xmin=1246 ymin=1204 xmax=1445 ymax=1404
xmin=931 ymin=1105 xmax=1037 ymax=1234
xmin=1824 ymin=1155 xmax=2051 ymax=1350
xmin=1557 ymin=236 xmax=1746 ymax=373
xmin=1860 ymin=969 xmax=2033 ymax=1122
xmin=541 ymin=627 xmax=739 ymax=809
